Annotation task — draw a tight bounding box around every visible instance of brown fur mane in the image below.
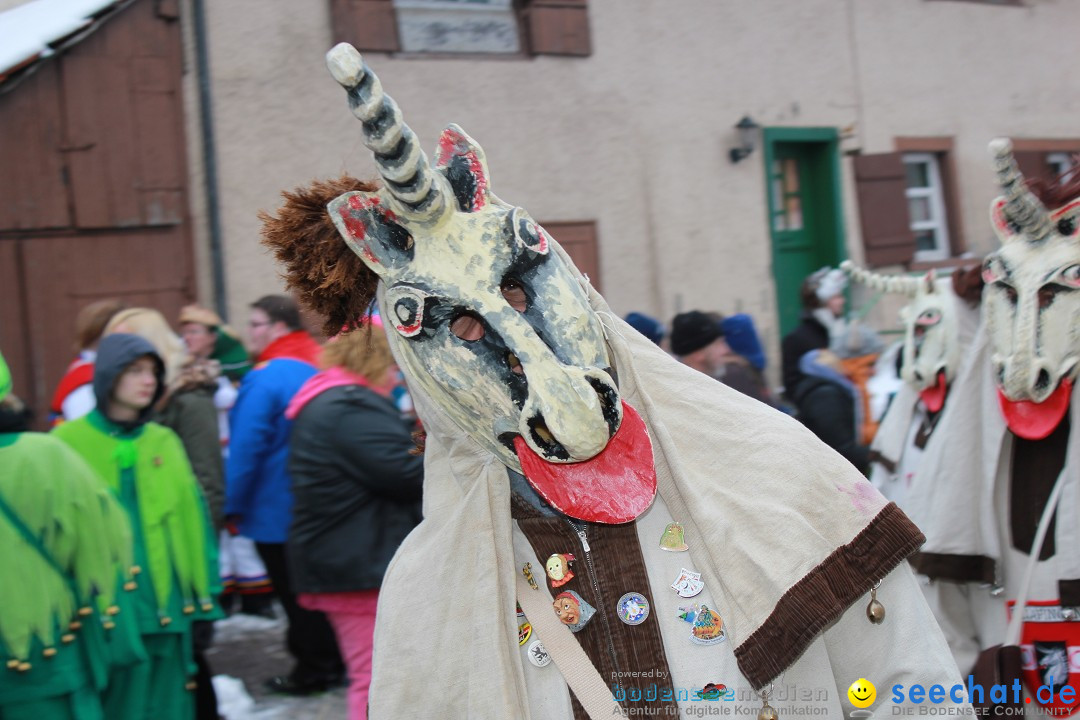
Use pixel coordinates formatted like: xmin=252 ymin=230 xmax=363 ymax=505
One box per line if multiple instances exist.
xmin=259 ymin=176 xmax=381 ymax=336
xmin=1028 ymin=166 xmax=1080 ymax=210
xmin=951 ymin=265 xmax=985 ymax=308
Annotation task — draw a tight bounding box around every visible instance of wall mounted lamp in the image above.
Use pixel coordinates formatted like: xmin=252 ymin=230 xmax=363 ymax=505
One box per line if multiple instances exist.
xmin=729 ymin=116 xmax=761 ymax=164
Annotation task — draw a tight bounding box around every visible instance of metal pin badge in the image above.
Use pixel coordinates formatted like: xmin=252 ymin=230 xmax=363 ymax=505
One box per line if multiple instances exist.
xmin=516 ymin=603 xmax=533 ymax=646
xmin=659 ymin=522 xmax=688 ymax=552
xmin=527 ymin=639 xmax=552 ymax=667
xmin=690 ymin=605 xmax=726 ymax=645
xmin=545 ymin=553 xmax=575 ymax=588
xmin=553 ymin=590 xmax=595 ymax=632
xmin=670 ymin=568 xmax=704 ymax=598
xmin=617 ymin=592 xmax=650 ymax=626
xmin=522 ymin=562 xmax=538 ymax=590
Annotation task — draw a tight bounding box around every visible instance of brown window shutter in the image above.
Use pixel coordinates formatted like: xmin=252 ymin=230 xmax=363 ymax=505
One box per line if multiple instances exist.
xmin=1012 ymin=150 xmax=1055 ymax=185
xmin=853 ymin=152 xmax=917 ymax=267
xmin=526 ymin=0 xmax=591 ymax=57
xmin=542 ymin=221 xmax=600 ymax=292
xmin=331 ymin=0 xmax=400 ymax=53
xmin=155 ymin=0 xmax=180 ymax=20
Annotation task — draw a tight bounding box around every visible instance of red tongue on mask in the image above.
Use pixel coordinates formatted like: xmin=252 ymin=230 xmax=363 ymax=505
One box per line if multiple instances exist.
xmin=514 ymin=401 xmax=657 ymax=524
xmin=919 ymin=371 xmax=948 ymax=413
xmin=997 ymin=378 xmax=1073 ymax=441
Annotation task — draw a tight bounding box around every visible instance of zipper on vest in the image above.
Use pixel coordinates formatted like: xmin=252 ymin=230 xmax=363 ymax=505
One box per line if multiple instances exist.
xmin=567 ymin=518 xmax=620 ymax=676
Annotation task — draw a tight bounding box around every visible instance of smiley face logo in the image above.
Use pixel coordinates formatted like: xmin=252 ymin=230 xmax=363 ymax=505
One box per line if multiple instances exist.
xmin=847 ymin=678 xmax=876 ymax=708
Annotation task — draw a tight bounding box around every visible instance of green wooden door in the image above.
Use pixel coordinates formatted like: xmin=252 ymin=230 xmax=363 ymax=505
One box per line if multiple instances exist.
xmin=764 ymin=129 xmax=845 ymax=338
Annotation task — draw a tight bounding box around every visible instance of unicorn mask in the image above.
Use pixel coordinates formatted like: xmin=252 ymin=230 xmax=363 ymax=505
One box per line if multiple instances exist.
xmin=983 ymin=139 xmax=1080 ymax=440
xmin=842 ymin=262 xmax=964 ymax=413
xmin=315 ymin=44 xmax=655 ymax=523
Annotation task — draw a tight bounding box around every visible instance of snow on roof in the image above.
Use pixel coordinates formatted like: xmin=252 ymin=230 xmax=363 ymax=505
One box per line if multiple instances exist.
xmin=0 ymin=0 xmax=122 ymax=79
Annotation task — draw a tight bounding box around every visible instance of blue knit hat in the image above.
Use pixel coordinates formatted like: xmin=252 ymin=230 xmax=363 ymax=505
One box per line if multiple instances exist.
xmin=720 ymin=314 xmax=766 ymax=371
xmin=624 ymin=312 xmax=665 ymax=346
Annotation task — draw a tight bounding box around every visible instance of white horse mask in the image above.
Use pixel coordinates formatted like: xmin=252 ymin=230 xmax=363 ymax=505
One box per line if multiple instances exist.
xmin=983 ymin=139 xmax=1080 ymax=439
xmin=842 ymin=262 xmax=966 ymax=412
xmin=317 ymin=44 xmax=656 ymax=522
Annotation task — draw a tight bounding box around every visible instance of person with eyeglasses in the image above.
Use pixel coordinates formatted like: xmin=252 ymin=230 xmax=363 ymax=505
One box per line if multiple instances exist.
xmin=224 ymin=295 xmax=345 ymax=695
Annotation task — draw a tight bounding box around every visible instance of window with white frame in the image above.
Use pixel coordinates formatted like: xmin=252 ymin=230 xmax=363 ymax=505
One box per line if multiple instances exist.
xmin=332 ymin=0 xmax=591 ymax=58
xmin=902 ymin=153 xmax=950 ymax=262
xmin=393 ymin=0 xmax=521 ymax=54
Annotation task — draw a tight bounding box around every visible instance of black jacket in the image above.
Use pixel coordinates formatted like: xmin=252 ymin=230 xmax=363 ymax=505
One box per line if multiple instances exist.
xmin=791 ymin=375 xmax=870 ymax=474
xmin=780 ymin=314 xmax=830 ymax=399
xmin=287 ymin=384 xmax=423 ymax=593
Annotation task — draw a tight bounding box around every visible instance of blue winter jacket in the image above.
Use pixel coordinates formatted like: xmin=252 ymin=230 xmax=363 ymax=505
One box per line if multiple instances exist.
xmin=225 ymin=357 xmax=318 ymax=543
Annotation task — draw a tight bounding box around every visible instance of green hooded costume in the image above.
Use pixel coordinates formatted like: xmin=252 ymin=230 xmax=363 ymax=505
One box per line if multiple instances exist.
xmin=52 ymin=334 xmax=222 ymax=720
xmin=0 ymin=349 xmax=138 ymax=720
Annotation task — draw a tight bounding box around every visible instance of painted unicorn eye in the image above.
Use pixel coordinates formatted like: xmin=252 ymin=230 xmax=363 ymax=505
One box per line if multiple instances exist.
xmin=916 ymin=309 xmax=942 ymax=327
xmin=1061 ymin=265 xmax=1080 ymax=289
xmin=386 ymin=286 xmax=427 ymax=337
xmin=509 ymin=207 xmax=550 ymax=255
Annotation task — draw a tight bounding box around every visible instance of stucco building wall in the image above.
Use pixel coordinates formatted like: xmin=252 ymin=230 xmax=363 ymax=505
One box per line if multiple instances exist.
xmin=196 ymin=0 xmax=1080 ymax=371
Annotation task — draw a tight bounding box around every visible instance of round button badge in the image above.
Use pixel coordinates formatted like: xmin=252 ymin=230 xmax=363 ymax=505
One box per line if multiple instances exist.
xmin=527 ymin=639 xmax=552 ymax=667
xmin=617 ymin=592 xmax=650 ymax=625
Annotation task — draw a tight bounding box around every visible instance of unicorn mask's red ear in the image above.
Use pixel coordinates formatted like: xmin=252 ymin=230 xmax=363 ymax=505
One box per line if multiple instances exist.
xmin=988 ymin=138 xmax=1053 ymax=246
xmin=435 ymin=124 xmax=491 ymax=213
xmin=328 ymin=191 xmax=415 ymax=273
xmin=259 ymin=175 xmax=382 ymax=336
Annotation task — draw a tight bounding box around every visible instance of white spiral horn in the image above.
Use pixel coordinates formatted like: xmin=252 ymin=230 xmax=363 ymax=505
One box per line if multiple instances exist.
xmin=326 ymin=43 xmax=448 ymax=224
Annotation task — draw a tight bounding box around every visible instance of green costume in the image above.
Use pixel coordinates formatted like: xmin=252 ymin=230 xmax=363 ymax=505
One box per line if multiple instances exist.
xmin=212 ymin=328 xmax=253 ymax=382
xmin=53 ymin=411 xmax=222 ymax=720
xmin=51 ymin=335 xmax=222 ymax=720
xmin=0 ymin=351 xmax=137 ymax=720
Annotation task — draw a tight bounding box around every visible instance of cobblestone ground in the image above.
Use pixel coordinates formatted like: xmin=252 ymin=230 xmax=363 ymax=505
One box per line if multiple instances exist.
xmin=207 ymin=607 xmax=347 ymax=719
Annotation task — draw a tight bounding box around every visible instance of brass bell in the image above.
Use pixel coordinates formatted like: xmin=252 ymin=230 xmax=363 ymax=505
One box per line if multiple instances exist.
xmin=124 ymin=581 xmax=137 ymax=591
xmin=106 ymin=605 xmax=120 ymax=616
xmin=131 ymin=565 xmax=142 ymax=575
xmin=183 ymin=605 xmax=196 ymax=615
xmin=17 ymin=662 xmax=30 ymax=672
xmin=77 ymin=606 xmax=93 ymax=617
xmin=6 ymin=659 xmax=19 ymax=670
xmin=160 ymin=616 xmax=172 ymax=627
xmin=201 ymin=602 xmax=214 ymax=612
xmin=42 ymin=648 xmax=57 ymax=659
xmin=69 ymin=620 xmax=82 ymax=631
xmin=866 ymin=581 xmax=885 ymax=625
xmin=61 ymin=634 xmax=76 ymax=644
xmin=758 ymin=686 xmax=779 ymax=720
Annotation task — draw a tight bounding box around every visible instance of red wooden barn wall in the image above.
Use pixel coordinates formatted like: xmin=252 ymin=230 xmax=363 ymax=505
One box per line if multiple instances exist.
xmin=0 ymin=0 xmax=195 ymax=424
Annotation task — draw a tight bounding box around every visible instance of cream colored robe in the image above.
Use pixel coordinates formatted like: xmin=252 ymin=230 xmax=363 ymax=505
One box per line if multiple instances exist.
xmin=368 ymin=279 xmax=969 ymax=719
xmin=910 ymin=325 xmax=1080 ymax=715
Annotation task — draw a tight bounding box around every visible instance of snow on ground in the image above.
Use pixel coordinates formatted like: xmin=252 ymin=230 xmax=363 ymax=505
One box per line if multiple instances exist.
xmin=209 ymin=606 xmax=347 ymax=719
